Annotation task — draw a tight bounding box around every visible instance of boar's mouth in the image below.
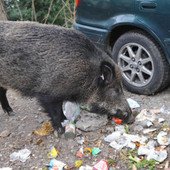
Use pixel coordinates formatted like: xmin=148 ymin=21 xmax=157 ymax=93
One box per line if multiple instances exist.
xmin=90 ymin=105 xmax=134 ymax=124
xmin=112 ymin=109 xmax=134 ymax=124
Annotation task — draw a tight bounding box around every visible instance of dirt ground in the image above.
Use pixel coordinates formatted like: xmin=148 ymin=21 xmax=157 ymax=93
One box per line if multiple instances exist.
xmin=0 ymin=86 xmax=170 ymax=170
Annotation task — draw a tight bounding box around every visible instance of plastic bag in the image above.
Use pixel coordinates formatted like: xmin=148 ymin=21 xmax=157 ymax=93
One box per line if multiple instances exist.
xmin=63 ymin=102 xmax=80 ymax=123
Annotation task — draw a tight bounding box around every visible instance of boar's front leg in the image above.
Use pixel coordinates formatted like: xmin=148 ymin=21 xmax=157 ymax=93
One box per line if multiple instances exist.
xmin=0 ymin=87 xmax=16 ymax=116
xmin=39 ymin=98 xmax=66 ymax=134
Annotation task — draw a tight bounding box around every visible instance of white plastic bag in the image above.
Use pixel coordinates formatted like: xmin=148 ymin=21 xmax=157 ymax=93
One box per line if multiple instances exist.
xmin=63 ymin=102 xmax=80 ymax=123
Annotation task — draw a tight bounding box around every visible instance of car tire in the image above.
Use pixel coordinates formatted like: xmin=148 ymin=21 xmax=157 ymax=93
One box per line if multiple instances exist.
xmin=112 ymin=30 xmax=170 ymax=95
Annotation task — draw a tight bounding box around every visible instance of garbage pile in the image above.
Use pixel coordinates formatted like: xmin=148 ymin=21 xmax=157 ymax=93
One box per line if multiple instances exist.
xmin=0 ymin=99 xmax=169 ymax=170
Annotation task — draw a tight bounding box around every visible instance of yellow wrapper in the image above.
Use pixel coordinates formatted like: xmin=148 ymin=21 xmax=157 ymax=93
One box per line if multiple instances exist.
xmin=34 ymin=122 xmax=54 ymax=136
xmin=75 ymin=160 xmax=83 ymax=167
xmin=84 ymin=147 xmax=92 ymax=154
xmin=47 ymin=147 xmax=59 ymax=158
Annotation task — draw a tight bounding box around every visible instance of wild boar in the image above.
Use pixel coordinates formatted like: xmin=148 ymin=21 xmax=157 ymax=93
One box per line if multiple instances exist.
xmin=0 ymin=21 xmax=134 ymax=133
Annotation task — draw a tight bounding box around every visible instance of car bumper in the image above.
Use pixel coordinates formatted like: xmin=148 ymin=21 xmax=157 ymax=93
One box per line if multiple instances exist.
xmin=73 ymin=22 xmax=109 ymax=50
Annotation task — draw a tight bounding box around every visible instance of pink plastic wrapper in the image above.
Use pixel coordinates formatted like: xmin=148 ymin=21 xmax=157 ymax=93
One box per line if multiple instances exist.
xmin=93 ymin=159 xmax=109 ymax=170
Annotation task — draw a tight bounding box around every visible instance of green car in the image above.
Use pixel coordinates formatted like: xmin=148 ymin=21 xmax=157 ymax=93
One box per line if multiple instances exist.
xmin=74 ymin=0 xmax=170 ymax=95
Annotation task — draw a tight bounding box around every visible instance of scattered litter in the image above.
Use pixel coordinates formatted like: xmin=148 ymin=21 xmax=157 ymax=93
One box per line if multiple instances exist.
xmin=34 ymin=122 xmax=53 ymax=136
xmin=112 ymin=117 xmax=122 ymax=124
xmin=157 ymin=131 xmax=170 ymax=145
xmin=149 ymin=109 xmax=162 ymax=114
xmin=136 ymin=109 xmax=164 ymax=126
xmin=75 ymin=160 xmax=83 ymax=167
xmin=105 ymin=131 xmax=147 ymax=150
xmin=95 ymin=140 xmax=103 ymax=147
xmin=76 ymin=137 xmax=85 ymax=145
xmin=127 ymin=98 xmax=140 ymax=109
xmin=0 ymin=130 xmax=10 ymax=138
xmin=61 ymin=120 xmax=69 ymax=127
xmin=133 ymin=125 xmax=144 ymax=132
xmin=123 ymin=133 xmax=147 ymax=144
xmin=10 ymin=148 xmax=31 ymax=163
xmin=63 ymin=102 xmax=80 ymax=123
xmin=34 ymin=139 xmax=45 ymax=146
xmin=76 ymin=147 xmax=83 ymax=158
xmin=76 ymin=111 xmax=108 ymax=131
xmin=158 ymin=118 xmax=165 ymax=123
xmin=93 ymin=159 xmax=109 ymax=170
xmin=46 ymin=159 xmax=66 ymax=170
xmin=135 ymin=142 xmax=143 ymax=147
xmin=146 ymin=121 xmax=153 ymax=127
xmin=79 ymin=165 xmax=92 ymax=170
xmin=84 ymin=147 xmax=92 ymax=155
xmin=135 ymin=109 xmax=156 ymax=122
xmin=65 ymin=123 xmax=76 ymax=139
xmin=109 ymin=135 xmax=136 ymax=150
xmin=138 ymin=140 xmax=155 ymax=155
xmin=104 ymin=131 xmax=121 ymax=143
xmin=147 ymin=150 xmax=167 ymax=162
xmin=109 ymin=136 xmax=125 ymax=150
xmin=143 ymin=128 xmax=157 ymax=134
xmin=92 ymin=148 xmax=101 ymax=156
xmin=138 ymin=140 xmax=168 ymax=162
xmin=47 ymin=147 xmax=59 ymax=158
xmin=115 ymin=125 xmax=125 ymax=133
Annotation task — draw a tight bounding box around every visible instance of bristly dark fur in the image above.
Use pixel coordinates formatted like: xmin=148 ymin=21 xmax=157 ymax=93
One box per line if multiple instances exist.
xmin=0 ymin=21 xmax=134 ymax=133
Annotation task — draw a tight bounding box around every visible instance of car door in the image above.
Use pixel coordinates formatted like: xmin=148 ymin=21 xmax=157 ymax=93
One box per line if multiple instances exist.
xmin=76 ymin=0 xmax=135 ymax=29
xmin=135 ymin=0 xmax=170 ymax=40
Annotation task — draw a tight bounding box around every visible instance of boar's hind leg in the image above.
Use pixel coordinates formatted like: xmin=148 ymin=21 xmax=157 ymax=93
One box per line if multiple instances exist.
xmin=40 ymin=100 xmax=66 ymax=134
xmin=0 ymin=87 xmax=16 ymax=116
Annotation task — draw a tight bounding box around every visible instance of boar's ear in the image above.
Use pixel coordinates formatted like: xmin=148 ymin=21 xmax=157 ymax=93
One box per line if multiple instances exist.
xmin=99 ymin=61 xmax=115 ymax=86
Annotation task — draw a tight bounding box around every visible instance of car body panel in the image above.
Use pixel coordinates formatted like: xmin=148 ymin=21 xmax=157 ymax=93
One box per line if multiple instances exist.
xmin=74 ymin=0 xmax=170 ymax=64
xmin=75 ymin=0 xmax=135 ymax=29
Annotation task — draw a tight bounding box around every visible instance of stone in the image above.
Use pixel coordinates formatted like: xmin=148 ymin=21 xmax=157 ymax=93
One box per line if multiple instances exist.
xmin=0 ymin=130 xmax=10 ymax=138
xmin=76 ymin=111 xmax=108 ymax=131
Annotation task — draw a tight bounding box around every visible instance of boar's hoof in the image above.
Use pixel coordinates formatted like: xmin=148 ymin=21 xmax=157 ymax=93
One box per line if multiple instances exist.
xmin=54 ymin=126 xmax=65 ymax=135
xmin=8 ymin=111 xmax=17 ymax=116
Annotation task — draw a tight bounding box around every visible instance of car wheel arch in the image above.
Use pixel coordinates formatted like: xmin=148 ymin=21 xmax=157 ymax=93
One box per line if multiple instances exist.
xmin=107 ymin=24 xmax=165 ymax=57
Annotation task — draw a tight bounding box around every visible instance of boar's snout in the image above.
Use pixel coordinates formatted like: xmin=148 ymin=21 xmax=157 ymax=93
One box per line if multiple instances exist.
xmin=115 ymin=103 xmax=135 ymax=124
xmin=118 ymin=105 xmax=135 ymax=124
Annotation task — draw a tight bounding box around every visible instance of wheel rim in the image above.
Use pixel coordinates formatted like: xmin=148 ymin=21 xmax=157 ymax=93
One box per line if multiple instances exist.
xmin=118 ymin=43 xmax=154 ymax=87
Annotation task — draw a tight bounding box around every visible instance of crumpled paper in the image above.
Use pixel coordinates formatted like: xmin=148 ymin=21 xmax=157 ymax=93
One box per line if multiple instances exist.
xmin=10 ymin=148 xmax=31 ymax=163
xmin=138 ymin=140 xmax=167 ymax=162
